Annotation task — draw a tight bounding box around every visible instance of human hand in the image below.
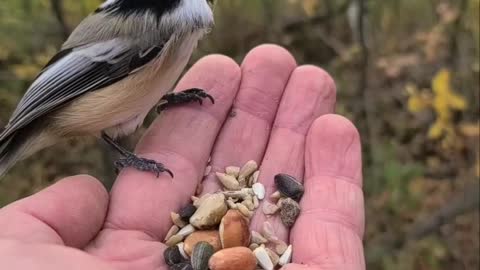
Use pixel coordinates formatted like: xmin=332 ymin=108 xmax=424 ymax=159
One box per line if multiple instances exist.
xmin=0 ymin=45 xmax=364 ymax=270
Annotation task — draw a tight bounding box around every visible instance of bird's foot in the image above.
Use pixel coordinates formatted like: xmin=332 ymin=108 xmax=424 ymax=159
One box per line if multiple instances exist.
xmin=156 ymin=88 xmax=214 ymax=113
xmin=114 ymin=153 xmax=174 ymax=178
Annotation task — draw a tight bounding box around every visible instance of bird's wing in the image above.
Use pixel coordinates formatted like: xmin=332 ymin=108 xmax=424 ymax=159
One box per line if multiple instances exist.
xmin=0 ymin=38 xmax=164 ymax=140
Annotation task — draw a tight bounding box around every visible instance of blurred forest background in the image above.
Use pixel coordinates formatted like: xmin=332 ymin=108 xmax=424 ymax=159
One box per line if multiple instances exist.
xmin=0 ymin=0 xmax=479 ymax=269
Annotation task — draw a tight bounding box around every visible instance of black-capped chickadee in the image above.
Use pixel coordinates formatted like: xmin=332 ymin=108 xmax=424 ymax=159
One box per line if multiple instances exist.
xmin=0 ymin=0 xmax=216 ymax=178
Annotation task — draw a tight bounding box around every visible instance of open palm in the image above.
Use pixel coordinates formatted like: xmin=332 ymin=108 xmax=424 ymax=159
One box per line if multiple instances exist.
xmin=0 ymin=45 xmax=365 ymax=270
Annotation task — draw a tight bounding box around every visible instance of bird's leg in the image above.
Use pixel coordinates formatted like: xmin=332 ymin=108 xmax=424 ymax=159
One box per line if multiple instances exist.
xmin=156 ymin=88 xmax=214 ymax=113
xmin=101 ymin=132 xmax=173 ymax=178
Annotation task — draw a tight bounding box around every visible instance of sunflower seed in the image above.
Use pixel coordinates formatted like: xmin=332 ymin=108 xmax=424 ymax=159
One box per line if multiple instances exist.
xmin=170 ymin=262 xmax=193 ymax=270
xmin=177 ymin=242 xmax=189 ymax=260
xmin=191 ymin=242 xmax=214 ymax=270
xmin=165 ymin=225 xmax=180 ymax=242
xmin=166 ymin=234 xmax=184 ymax=247
xmin=179 ymin=204 xmax=197 ymax=223
xmin=164 ymin=245 xmax=184 ymax=266
xmin=278 ymin=245 xmax=293 ymax=266
xmin=178 ymin=224 xmax=196 ymax=238
xmin=171 ymin=212 xmax=188 ymax=228
xmin=266 ymin=247 xmax=279 ymax=267
xmin=251 ymin=231 xmax=268 ymax=244
xmin=254 ymin=246 xmax=274 ymax=270
xmin=225 ymin=166 xmax=241 ymax=178
xmin=216 ymin=172 xmax=241 ymax=190
xmin=274 ymin=174 xmax=304 ymax=201
xmin=239 ymin=160 xmax=258 ymax=187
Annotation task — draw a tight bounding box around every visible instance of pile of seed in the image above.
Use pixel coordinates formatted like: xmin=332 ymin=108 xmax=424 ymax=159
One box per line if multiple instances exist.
xmin=164 ymin=160 xmax=305 ymax=270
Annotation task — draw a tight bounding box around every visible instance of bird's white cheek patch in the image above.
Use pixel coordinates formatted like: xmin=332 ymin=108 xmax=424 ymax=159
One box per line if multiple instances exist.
xmin=101 ymin=0 xmax=118 ymax=8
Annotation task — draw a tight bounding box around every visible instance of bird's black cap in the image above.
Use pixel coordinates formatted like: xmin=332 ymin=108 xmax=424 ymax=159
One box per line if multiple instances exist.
xmin=96 ymin=0 xmax=181 ymax=18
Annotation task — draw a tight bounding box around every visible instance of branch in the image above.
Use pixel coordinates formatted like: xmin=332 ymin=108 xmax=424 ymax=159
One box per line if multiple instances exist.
xmin=448 ymin=0 xmax=468 ymax=67
xmin=50 ymin=0 xmax=70 ymax=39
xmin=408 ymin=182 xmax=480 ymax=240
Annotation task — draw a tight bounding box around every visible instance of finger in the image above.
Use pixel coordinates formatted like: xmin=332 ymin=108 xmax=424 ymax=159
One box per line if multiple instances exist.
xmin=105 ymin=55 xmax=241 ymax=239
xmin=290 ymin=115 xmax=365 ymax=269
xmin=250 ymin=66 xmax=336 ymax=242
xmin=0 ymin=175 xmax=108 ymax=248
xmin=0 ymin=240 xmax=114 ymax=270
xmin=202 ymin=44 xmax=297 ymax=193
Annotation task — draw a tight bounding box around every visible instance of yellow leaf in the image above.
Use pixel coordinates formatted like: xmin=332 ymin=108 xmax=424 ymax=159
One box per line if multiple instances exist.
xmin=432 ymin=69 xmax=467 ymax=111
xmin=449 ymin=93 xmax=467 ymax=110
xmin=408 ymin=96 xmax=430 ymax=112
xmin=428 ymin=121 xmax=445 ymax=139
xmin=432 ymin=69 xmax=451 ymax=95
xmin=406 ymin=84 xmax=432 ymax=113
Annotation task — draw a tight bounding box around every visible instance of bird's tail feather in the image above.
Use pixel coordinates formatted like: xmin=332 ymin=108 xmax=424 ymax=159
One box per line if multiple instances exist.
xmin=0 ymin=134 xmax=20 ymax=179
xmin=0 ymin=130 xmax=52 ymax=179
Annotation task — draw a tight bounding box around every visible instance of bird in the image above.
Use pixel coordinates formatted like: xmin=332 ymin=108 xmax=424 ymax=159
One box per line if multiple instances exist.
xmin=0 ymin=0 xmax=216 ymax=178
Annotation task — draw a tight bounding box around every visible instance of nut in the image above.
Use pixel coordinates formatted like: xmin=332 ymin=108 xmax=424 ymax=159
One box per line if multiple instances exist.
xmin=208 ymin=247 xmax=257 ymax=270
xmin=280 ymin=198 xmax=301 ymax=228
xmin=219 ymin=210 xmax=251 ymax=248
xmin=274 ymin=173 xmax=304 ymax=201
xmin=184 ymin=231 xmax=222 ymax=256
xmin=190 ymin=193 xmax=228 ymax=229
xmin=191 ymin=242 xmax=214 ymax=270
xmin=193 ymin=193 xmax=213 ymax=208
